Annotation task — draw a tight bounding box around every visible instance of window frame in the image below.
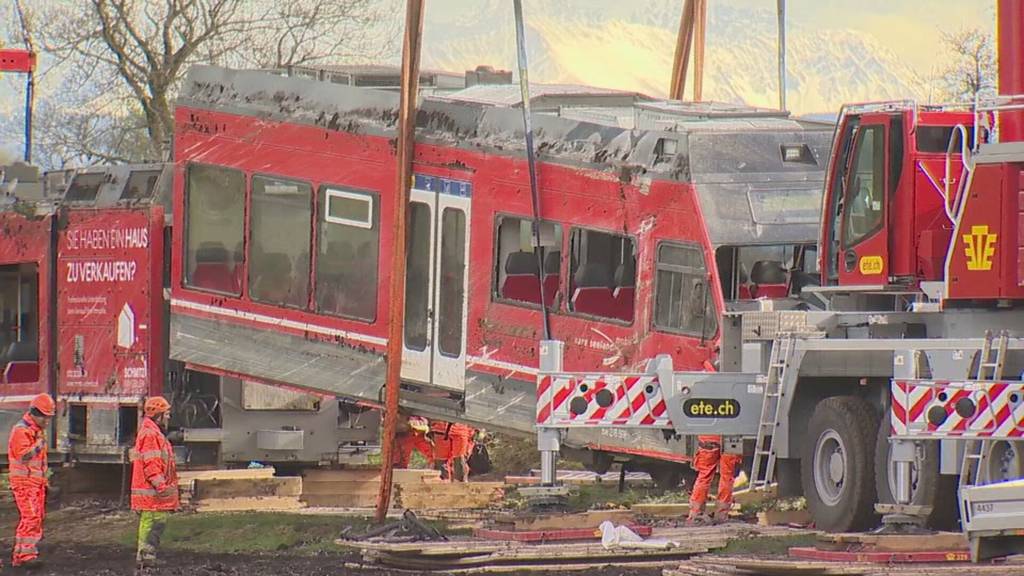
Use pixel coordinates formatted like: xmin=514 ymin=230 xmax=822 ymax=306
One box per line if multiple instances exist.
xmin=182 ymin=162 xmax=247 ymax=297
xmin=314 ymin=184 xmax=381 ymax=323
xmin=565 ymin=225 xmax=637 ymax=326
xmin=490 ymin=213 xmax=565 ymax=312
xmin=651 ymin=240 xmax=718 ymax=338
xmin=247 ymin=172 xmax=315 ymax=310
xmin=841 ymin=124 xmax=886 ymax=250
xmin=324 ymin=187 xmax=375 ymax=229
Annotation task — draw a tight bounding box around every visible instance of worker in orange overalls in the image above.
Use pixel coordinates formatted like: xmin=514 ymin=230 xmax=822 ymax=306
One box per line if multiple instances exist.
xmin=394 ymin=415 xmax=434 ymax=469
xmin=131 ymin=396 xmax=179 ymax=571
xmin=8 ymin=393 xmax=55 ymax=569
xmin=429 ymin=421 xmax=476 ymax=482
xmin=687 ymin=434 xmax=743 ymax=525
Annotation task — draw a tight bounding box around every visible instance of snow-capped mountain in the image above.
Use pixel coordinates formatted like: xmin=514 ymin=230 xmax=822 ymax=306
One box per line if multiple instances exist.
xmin=422 ymin=1 xmax=930 ymax=115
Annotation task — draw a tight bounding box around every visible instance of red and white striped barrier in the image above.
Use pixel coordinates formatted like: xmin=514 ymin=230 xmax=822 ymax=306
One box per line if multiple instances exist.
xmin=891 ymin=379 xmax=1024 ymax=439
xmin=536 ymin=373 xmax=672 ymax=428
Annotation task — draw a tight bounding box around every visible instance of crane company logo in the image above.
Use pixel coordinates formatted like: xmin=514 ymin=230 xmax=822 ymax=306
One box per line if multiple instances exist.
xmin=964 ymin=225 xmax=997 ymax=271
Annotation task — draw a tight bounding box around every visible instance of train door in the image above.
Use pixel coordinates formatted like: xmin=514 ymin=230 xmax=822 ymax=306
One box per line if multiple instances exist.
xmin=401 ymin=176 xmax=471 ymax=391
xmin=829 ymin=114 xmax=892 ymax=285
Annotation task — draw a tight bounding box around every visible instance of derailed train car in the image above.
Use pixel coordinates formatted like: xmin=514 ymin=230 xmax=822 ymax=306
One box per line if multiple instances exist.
xmin=167 ymin=66 xmax=832 ymax=481
xmin=0 ymin=162 xmax=378 ymax=466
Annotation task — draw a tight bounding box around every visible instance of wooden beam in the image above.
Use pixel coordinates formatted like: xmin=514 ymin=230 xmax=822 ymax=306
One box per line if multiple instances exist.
xmin=692 ymin=0 xmax=707 ymax=101
xmin=377 ymin=0 xmax=425 ymax=522
xmin=669 ymin=0 xmax=696 ymax=100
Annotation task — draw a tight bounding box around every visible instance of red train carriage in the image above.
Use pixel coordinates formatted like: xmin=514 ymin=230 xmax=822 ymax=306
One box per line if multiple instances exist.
xmin=0 ymin=162 xmax=378 ymax=466
xmin=168 ymin=66 xmax=831 ymax=479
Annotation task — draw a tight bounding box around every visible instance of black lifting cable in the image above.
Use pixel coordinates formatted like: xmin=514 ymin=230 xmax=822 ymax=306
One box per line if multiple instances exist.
xmin=512 ymin=0 xmax=551 ymax=341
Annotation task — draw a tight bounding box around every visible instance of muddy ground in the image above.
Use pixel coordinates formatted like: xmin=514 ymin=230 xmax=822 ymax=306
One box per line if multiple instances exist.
xmin=0 ymin=501 xmax=666 ymax=576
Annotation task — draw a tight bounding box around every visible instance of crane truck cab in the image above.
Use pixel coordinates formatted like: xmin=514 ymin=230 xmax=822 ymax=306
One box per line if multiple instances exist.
xmin=820 ymin=104 xmax=977 ymax=291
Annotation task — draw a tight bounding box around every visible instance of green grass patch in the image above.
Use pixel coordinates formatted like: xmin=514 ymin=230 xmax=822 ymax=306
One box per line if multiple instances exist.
xmin=133 ymin=513 xmax=372 ymax=555
xmin=712 ymin=533 xmax=818 ymax=556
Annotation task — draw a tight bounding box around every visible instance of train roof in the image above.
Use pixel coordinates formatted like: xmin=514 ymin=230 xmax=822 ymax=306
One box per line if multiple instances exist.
xmin=178 ymin=65 xmax=832 ymax=247
xmin=0 ymin=163 xmax=172 ymax=214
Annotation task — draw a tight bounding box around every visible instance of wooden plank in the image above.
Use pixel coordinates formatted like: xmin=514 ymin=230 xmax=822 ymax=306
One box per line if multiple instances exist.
xmin=693 ymin=556 xmax=870 ymax=575
xmin=500 ymin=509 xmax=635 ymax=531
xmin=816 ymin=532 xmax=968 ymax=552
xmin=396 ymin=483 xmax=504 ymax=510
xmin=732 ymin=485 xmax=776 ymax=505
xmin=178 ymin=467 xmax=275 ymax=485
xmin=194 ymin=477 xmax=301 ymax=500
xmin=196 ymin=496 xmax=304 ymax=513
xmin=303 ymin=493 xmax=385 ymax=508
xmin=756 ymin=509 xmax=812 ymax=526
xmin=302 ymin=480 xmax=386 ymax=496
xmin=302 ymin=468 xmax=441 ymax=483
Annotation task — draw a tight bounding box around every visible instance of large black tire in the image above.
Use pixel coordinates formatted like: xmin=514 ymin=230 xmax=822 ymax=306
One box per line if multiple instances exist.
xmin=874 ymin=419 xmax=957 ymax=530
xmin=801 ymin=396 xmax=880 ymax=532
xmin=982 ymin=441 xmax=1024 ymax=484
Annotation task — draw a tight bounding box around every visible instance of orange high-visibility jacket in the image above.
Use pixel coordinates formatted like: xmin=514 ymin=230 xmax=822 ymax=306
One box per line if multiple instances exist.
xmin=8 ymin=414 xmax=47 ymax=486
xmin=130 ymin=416 xmax=179 ymax=511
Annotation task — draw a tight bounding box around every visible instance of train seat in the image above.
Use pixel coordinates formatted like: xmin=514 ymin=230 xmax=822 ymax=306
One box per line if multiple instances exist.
xmin=611 ymin=260 xmax=636 ymax=322
xmin=190 ymin=242 xmax=237 ymax=293
xmin=750 ymin=260 xmax=788 ymax=299
xmin=542 ymin=251 xmax=561 ymax=307
xmin=572 ymin=264 xmax=617 ymax=318
xmin=501 ymin=251 xmax=542 ymax=304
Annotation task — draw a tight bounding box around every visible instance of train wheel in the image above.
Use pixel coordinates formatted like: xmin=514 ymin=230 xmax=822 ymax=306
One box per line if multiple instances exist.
xmin=873 ymin=420 xmax=957 ymax=529
xmin=801 ymin=396 xmax=879 ymax=532
xmin=982 ymin=440 xmax=1024 ymax=484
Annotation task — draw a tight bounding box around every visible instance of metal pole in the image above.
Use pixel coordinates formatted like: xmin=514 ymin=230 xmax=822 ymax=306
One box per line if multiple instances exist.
xmin=669 ymin=0 xmax=696 ymax=100
xmin=512 ymin=0 xmax=550 ymax=340
xmin=538 ymin=340 xmax=564 ymax=485
xmin=376 ymin=0 xmax=424 ymax=523
xmin=24 ymin=71 xmax=33 ymax=163
xmin=777 ymin=0 xmax=787 ymax=111
xmin=692 ymin=0 xmax=706 ymax=101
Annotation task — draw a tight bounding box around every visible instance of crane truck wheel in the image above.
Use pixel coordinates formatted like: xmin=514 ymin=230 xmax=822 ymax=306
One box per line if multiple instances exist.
xmin=981 ymin=441 xmax=1024 ymax=484
xmin=801 ymin=396 xmax=879 ymax=532
xmin=873 ymin=422 xmax=957 ymax=530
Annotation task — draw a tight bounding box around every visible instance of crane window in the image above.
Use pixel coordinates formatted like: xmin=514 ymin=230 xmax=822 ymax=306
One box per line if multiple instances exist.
xmin=249 ymin=175 xmax=313 ymax=308
xmin=0 ymin=264 xmax=40 ymax=384
xmin=315 ymin=186 xmax=379 ymax=322
xmin=568 ymin=228 xmax=635 ymax=322
xmin=842 ymin=125 xmax=885 ymax=248
xmin=654 ymin=243 xmax=716 ymax=337
xmin=493 ymin=216 xmax=562 ymax=307
xmin=184 ymin=164 xmax=245 ymax=295
xmin=65 ymin=173 xmax=104 ymax=202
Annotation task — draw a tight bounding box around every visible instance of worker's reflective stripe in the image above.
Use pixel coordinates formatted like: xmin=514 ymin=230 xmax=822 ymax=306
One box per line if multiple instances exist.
xmin=131 ymin=450 xmax=164 ymax=462
xmin=9 ymin=468 xmax=45 ymax=479
xmin=14 ymin=536 xmax=40 ymax=544
xmin=150 ymin=474 xmax=167 ymax=488
xmin=132 ymin=488 xmax=161 ymax=496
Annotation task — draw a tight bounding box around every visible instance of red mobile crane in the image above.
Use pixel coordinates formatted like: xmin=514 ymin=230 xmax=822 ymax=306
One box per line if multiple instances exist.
xmin=537 ymin=0 xmax=1024 ymax=537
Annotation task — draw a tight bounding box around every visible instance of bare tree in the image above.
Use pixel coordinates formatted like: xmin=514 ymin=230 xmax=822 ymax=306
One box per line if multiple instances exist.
xmin=937 ymin=28 xmax=997 ymax=103
xmin=11 ymin=0 xmax=398 ymax=165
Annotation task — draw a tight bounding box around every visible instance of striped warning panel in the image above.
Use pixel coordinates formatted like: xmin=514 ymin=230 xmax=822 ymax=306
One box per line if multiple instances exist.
xmin=537 ymin=373 xmax=672 ymax=428
xmin=891 ymin=379 xmax=1024 ymax=439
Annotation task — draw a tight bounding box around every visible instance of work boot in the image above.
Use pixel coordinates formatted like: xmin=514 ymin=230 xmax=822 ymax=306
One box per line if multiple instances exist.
xmin=12 ymin=558 xmax=43 ymax=571
xmin=685 ymin=512 xmax=712 ymax=526
xmin=712 ymin=505 xmax=732 ymax=524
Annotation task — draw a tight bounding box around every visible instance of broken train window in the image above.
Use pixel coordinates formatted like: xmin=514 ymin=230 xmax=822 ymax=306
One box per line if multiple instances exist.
xmin=493 ymin=216 xmax=562 ymax=308
xmin=184 ymin=163 xmax=245 ymax=296
xmin=315 ymin=186 xmax=379 ymax=322
xmin=568 ymin=228 xmax=635 ymax=322
xmin=654 ymin=242 xmax=717 ymax=337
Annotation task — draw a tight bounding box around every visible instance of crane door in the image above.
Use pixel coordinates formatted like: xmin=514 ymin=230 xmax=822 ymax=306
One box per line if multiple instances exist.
xmin=835 ymin=117 xmax=891 ymax=285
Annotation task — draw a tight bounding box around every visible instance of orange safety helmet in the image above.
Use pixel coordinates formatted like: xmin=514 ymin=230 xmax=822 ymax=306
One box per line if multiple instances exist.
xmin=30 ymin=393 xmax=56 ymax=417
xmin=143 ymin=396 xmax=171 ymax=417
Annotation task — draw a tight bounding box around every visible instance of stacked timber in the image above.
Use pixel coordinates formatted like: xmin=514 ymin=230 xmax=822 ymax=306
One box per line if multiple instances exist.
xmin=301 ymin=468 xmax=505 ymax=510
xmin=667 ymin=555 xmax=1024 ymax=575
xmin=177 ymin=467 xmax=304 ymax=512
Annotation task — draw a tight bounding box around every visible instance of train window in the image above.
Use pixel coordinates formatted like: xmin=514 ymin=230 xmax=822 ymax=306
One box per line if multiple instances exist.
xmin=122 ymin=170 xmax=162 ymax=201
xmin=404 ymin=202 xmax=431 ymax=350
xmin=568 ymin=228 xmax=635 ymax=322
xmin=493 ymin=216 xmax=562 ymax=307
xmin=325 ymin=189 xmax=373 ymax=229
xmin=184 ymin=164 xmax=245 ymax=295
xmin=716 ymin=244 xmax=810 ymax=301
xmin=0 ymin=264 xmax=40 ymax=383
xmin=65 ymin=172 xmax=104 ymax=202
xmin=437 ymin=208 xmax=466 ymax=357
xmin=654 ymin=243 xmax=716 ymax=337
xmin=249 ymin=175 xmax=313 ymax=308
xmin=315 ymin=186 xmax=379 ymax=322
